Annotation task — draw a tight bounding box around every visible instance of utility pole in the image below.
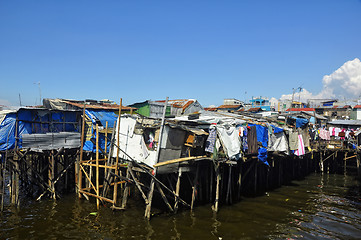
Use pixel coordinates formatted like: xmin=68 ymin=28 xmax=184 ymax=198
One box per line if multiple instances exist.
xmin=18 ymin=93 xmax=22 ymax=106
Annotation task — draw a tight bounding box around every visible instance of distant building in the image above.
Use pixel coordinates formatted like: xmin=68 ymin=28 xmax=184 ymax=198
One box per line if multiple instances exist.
xmin=155 ymin=99 xmax=203 ymax=116
xmin=350 ymin=105 xmax=361 ymax=120
xmin=250 ymin=96 xmax=271 ymax=111
xmin=223 ymin=98 xmax=243 ymax=106
xmin=129 ymin=100 xmax=172 ymax=118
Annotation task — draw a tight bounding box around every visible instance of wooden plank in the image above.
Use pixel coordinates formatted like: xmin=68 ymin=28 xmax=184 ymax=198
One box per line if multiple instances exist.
xmin=79 ymin=190 xmax=114 ymax=204
xmin=80 ymin=159 xmax=107 ymax=163
xmin=154 ymin=155 xmax=208 ymax=167
xmin=81 ymin=163 xmax=117 ymax=169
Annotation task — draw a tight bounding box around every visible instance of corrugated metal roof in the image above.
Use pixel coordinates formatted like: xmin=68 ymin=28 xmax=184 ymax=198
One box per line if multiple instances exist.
xmin=63 ymin=100 xmax=134 ymax=111
xmin=286 ymin=108 xmax=315 ymax=112
xmin=217 ymin=104 xmax=242 ymax=109
xmin=156 ymin=99 xmax=195 ymax=111
xmin=247 ymin=107 xmax=262 ymax=112
xmin=328 ymin=120 xmax=361 ymax=126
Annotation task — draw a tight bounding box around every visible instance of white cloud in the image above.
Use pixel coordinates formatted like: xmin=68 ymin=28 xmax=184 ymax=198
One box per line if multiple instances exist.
xmin=321 ymin=58 xmax=361 ymax=99
xmin=279 ymin=58 xmax=361 ymax=102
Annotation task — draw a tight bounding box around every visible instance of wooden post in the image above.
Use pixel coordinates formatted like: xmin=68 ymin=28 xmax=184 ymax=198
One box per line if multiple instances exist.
xmin=254 ymin=160 xmax=258 ymax=195
xmin=174 ymin=168 xmax=182 ymax=213
xmin=357 ymin=151 xmax=361 ymax=179
xmin=191 ymin=163 xmax=200 ymax=211
xmin=78 ymin=104 xmax=86 ymax=198
xmin=212 ymin=162 xmax=220 ymax=212
xmin=145 ymin=97 xmax=168 ymax=219
xmin=320 ymin=151 xmax=324 ymax=172
xmin=226 ymin=164 xmax=232 ymax=204
xmin=237 ymin=160 xmax=242 ymax=200
xmin=121 ymin=167 xmax=130 ymax=208
xmin=96 ymin=124 xmax=100 ymax=209
xmin=113 ymin=99 xmax=122 ymax=207
xmin=50 ymin=150 xmax=56 ymax=200
xmin=104 ymin=121 xmax=108 ymax=155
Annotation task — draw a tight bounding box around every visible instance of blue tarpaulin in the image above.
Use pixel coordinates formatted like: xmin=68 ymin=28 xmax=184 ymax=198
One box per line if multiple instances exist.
xmin=249 ymin=124 xmax=269 ymax=166
xmin=83 ymin=109 xmax=118 ymax=152
xmin=85 ymin=109 xmax=118 ymax=128
xmin=0 ymin=109 xmax=79 ymax=151
xmin=296 ymin=118 xmax=309 ymax=128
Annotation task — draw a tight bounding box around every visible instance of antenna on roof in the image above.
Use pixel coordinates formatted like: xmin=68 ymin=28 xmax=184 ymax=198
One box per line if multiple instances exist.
xmin=33 ymin=82 xmax=42 ymax=105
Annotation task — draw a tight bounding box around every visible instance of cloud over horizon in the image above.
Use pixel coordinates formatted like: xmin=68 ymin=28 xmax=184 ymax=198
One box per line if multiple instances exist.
xmin=280 ymin=58 xmax=361 ymax=102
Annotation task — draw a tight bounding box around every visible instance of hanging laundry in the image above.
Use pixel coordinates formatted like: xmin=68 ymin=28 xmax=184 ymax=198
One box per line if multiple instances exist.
xmin=242 ymin=127 xmax=248 ymax=152
xmin=300 ymin=128 xmax=310 ymax=148
xmin=289 ymin=131 xmax=299 ymax=151
xmin=319 ymin=128 xmax=330 ymax=140
xmin=247 ymin=126 xmax=258 ymax=154
xmin=295 ymin=134 xmax=305 ymax=156
xmin=268 ymin=131 xmax=289 ymax=152
xmin=216 ymin=125 xmax=241 ymax=160
xmin=205 ymin=126 xmax=217 ymax=153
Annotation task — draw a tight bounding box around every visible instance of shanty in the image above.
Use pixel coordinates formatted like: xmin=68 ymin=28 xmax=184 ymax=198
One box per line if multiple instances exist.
xmin=1 ymin=97 xmax=360 ymax=220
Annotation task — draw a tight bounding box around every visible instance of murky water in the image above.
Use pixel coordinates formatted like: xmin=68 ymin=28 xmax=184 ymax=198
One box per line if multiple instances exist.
xmin=1 ymin=173 xmax=361 ymax=239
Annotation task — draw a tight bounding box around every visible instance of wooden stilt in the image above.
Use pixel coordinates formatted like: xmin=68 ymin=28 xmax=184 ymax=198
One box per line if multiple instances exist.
xmin=78 ymin=104 xmax=86 ymax=198
xmin=174 ymin=168 xmax=182 ymax=213
xmin=96 ymin=124 xmax=100 ymax=209
xmin=237 ymin=160 xmax=242 ymax=200
xmin=254 ymin=160 xmax=258 ymax=195
xmin=156 ymin=182 xmax=173 ymax=212
xmin=145 ymin=97 xmax=168 ymax=220
xmin=191 ymin=163 xmax=200 ymax=211
xmin=50 ymin=150 xmax=56 ymax=200
xmin=226 ymin=164 xmax=232 ymax=204
xmin=113 ymin=99 xmax=122 ymax=207
xmin=212 ymin=162 xmax=220 ymax=213
xmin=356 ymin=151 xmax=361 ymax=179
xmin=128 ymin=163 xmax=148 ymax=205
xmin=121 ymin=167 xmax=130 ymax=209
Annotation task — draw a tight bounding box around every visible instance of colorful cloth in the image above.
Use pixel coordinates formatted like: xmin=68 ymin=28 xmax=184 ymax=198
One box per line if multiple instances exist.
xmin=295 ymin=134 xmax=305 ymax=156
xmin=205 ymin=127 xmax=217 ymax=153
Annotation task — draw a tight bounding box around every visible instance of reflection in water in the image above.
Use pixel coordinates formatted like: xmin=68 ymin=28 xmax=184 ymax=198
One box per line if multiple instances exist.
xmin=0 ymin=173 xmax=360 ymax=239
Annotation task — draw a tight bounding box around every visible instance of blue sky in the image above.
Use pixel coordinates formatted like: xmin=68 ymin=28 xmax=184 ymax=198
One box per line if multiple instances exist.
xmin=1 ymin=0 xmax=361 ymax=107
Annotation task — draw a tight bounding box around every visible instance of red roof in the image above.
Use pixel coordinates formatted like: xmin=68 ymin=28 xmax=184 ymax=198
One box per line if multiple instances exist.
xmin=286 ymin=108 xmax=315 ymax=112
xmin=354 ymin=105 xmax=361 ymax=109
xmin=204 ymin=107 xmax=217 ymax=111
xmin=217 ymin=104 xmax=242 ymax=109
xmin=247 ymin=107 xmax=262 ymax=112
xmin=156 ymin=99 xmax=195 ymax=111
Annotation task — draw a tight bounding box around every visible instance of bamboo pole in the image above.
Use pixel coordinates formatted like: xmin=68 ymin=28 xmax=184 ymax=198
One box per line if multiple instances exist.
xmin=128 ymin=163 xmax=148 ymax=205
xmin=191 ymin=163 xmax=200 ymax=211
xmin=174 ymin=168 xmax=182 ymax=213
xmin=145 ymin=97 xmax=168 ymax=219
xmin=113 ymin=98 xmax=122 ymax=207
xmin=213 ymin=162 xmax=220 ymax=213
xmin=78 ymin=104 xmax=86 ymax=198
xmin=105 ymin=121 xmax=108 ymax=155
xmin=96 ymin=124 xmax=100 ymax=209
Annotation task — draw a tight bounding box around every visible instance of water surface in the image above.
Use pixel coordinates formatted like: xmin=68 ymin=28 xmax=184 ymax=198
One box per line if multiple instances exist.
xmin=1 ymin=173 xmax=361 ymax=239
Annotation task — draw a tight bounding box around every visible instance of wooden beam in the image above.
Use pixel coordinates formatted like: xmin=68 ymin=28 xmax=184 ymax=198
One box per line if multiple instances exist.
xmin=153 ymin=155 xmax=208 ymax=167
